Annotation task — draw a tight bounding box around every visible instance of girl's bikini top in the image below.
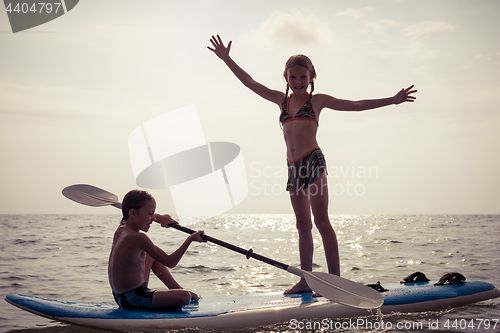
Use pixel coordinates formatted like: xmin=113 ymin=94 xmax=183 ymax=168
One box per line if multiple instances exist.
xmin=279 ymin=94 xmax=318 ymax=125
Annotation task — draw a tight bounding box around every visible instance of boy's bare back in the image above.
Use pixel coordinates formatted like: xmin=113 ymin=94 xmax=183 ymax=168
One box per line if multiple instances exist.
xmin=108 ymin=223 xmax=150 ymax=294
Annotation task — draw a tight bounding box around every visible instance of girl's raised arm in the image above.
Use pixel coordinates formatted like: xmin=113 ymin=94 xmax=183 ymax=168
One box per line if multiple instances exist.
xmin=208 ymin=35 xmax=283 ymax=106
xmin=315 ymin=85 xmax=417 ymax=112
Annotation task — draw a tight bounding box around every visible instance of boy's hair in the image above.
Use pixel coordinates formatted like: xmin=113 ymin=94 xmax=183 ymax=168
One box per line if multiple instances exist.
xmin=282 ymin=54 xmax=317 ymax=99
xmin=121 ymin=190 xmax=155 ymax=222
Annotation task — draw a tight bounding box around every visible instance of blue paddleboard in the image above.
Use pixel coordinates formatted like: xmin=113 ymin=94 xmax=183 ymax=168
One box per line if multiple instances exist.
xmin=6 ymin=280 xmax=500 ymax=331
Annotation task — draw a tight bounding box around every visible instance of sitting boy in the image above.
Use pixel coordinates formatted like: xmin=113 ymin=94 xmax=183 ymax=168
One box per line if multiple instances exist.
xmin=108 ymin=189 xmax=206 ymax=310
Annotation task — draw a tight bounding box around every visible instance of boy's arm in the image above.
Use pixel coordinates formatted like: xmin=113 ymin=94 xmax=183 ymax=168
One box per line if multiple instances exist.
xmin=152 ymin=260 xmax=182 ymax=289
xmin=208 ymin=35 xmax=283 ymax=106
xmin=140 ymin=231 xmax=205 ymax=269
xmin=166 ymin=231 xmax=205 ymax=268
xmin=315 ymin=85 xmax=417 ymax=112
xmin=151 ymin=247 xmax=201 ymax=302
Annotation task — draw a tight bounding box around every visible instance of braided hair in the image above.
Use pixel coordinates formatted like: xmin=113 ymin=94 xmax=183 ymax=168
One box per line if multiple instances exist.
xmin=280 ymin=55 xmax=317 ymax=131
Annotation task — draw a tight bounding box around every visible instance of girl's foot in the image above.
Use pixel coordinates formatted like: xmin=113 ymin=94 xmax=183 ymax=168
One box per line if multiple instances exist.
xmin=284 ymin=279 xmax=312 ymax=294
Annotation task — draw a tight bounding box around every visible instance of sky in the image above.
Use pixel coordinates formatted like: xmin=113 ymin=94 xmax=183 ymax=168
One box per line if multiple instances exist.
xmin=0 ymin=0 xmax=499 ymax=216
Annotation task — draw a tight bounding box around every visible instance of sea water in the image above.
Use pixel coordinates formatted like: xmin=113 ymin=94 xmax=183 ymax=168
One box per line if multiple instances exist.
xmin=0 ymin=214 xmax=499 ymax=333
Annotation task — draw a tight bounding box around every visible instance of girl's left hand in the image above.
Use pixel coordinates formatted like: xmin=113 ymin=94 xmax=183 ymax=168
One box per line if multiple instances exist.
xmin=394 ymin=85 xmax=417 ymax=104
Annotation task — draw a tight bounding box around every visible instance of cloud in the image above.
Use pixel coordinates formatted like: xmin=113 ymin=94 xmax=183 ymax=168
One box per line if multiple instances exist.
xmin=362 ymin=19 xmax=404 ymax=37
xmin=0 ymin=81 xmax=116 ymax=120
xmin=243 ymin=10 xmax=331 ymax=47
xmin=402 ymin=21 xmax=454 ymax=38
xmin=474 ymin=54 xmax=491 ymax=61
xmin=362 ymin=20 xmax=453 ymax=39
xmin=358 ymin=19 xmax=454 ymax=60
xmin=337 ymin=7 xmax=376 ymax=19
xmin=401 ymin=39 xmax=439 ymax=60
xmin=400 ymin=21 xmax=455 ymax=60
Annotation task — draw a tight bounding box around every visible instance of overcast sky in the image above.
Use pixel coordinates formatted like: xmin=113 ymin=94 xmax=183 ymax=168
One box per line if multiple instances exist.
xmin=1 ymin=0 xmax=499 ymax=215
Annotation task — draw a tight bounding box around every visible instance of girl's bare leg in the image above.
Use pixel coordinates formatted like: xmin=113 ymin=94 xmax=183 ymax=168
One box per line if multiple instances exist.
xmin=284 ymin=188 xmax=314 ymax=294
xmin=285 ymin=171 xmax=340 ymax=295
xmin=309 ymin=171 xmax=340 ymax=276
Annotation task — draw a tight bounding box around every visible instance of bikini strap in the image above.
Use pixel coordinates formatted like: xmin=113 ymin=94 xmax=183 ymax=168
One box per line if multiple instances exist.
xmin=282 ymin=94 xmax=288 ymax=108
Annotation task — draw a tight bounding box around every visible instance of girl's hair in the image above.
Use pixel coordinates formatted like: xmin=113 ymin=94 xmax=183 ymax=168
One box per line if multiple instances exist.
xmin=121 ymin=189 xmax=155 ymax=223
xmin=282 ymin=54 xmax=317 ymax=100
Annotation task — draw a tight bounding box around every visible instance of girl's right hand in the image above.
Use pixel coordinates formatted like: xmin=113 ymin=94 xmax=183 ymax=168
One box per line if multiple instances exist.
xmin=208 ymin=35 xmax=232 ymax=60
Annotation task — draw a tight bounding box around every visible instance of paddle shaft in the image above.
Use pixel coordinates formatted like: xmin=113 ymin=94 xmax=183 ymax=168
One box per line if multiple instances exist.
xmin=167 ymin=224 xmax=289 ymax=271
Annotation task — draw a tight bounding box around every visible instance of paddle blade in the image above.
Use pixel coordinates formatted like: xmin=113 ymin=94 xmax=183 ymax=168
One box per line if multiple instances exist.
xmin=62 ymin=184 xmax=122 ymax=209
xmin=305 ymin=271 xmax=383 ymax=309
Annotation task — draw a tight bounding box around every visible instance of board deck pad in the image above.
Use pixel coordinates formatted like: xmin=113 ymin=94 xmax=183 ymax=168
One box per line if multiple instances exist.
xmin=380 ymin=281 xmax=496 ymax=305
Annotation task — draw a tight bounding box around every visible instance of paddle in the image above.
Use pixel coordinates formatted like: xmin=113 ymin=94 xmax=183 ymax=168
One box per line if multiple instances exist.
xmin=62 ymin=184 xmax=383 ymax=309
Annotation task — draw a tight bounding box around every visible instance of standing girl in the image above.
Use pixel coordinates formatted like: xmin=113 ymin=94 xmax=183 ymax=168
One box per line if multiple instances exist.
xmin=208 ymin=35 xmax=416 ymax=294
